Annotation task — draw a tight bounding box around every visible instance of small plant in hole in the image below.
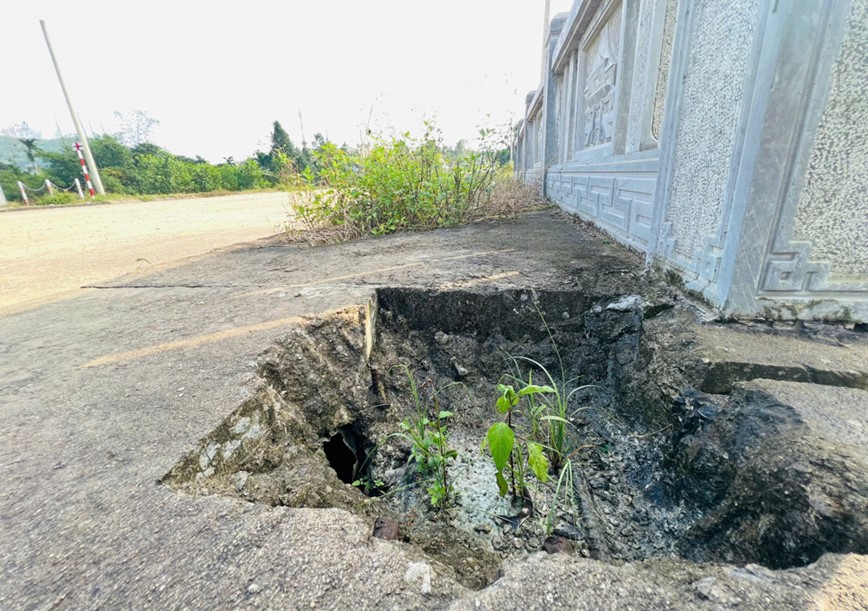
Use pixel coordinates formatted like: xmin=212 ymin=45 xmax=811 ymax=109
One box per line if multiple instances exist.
xmin=352 ymin=476 xmax=384 ymax=495
xmin=392 ymin=366 xmax=459 ymax=509
xmin=505 ymin=357 xmax=590 ymax=471
xmin=484 ymin=384 xmax=550 ymax=501
xmin=500 ymin=301 xmax=594 ymax=471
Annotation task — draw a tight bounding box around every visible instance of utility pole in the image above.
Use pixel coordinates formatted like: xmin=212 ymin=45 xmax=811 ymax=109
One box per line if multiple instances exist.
xmin=298 ymin=110 xmax=307 ymax=147
xmin=40 ymin=19 xmax=105 ymax=195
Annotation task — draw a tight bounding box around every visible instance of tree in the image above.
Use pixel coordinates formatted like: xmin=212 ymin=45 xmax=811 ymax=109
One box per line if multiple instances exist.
xmin=253 ymin=121 xmax=305 ymax=183
xmin=2 ymin=122 xmax=41 ymax=139
xmin=92 ymin=135 xmax=133 ymax=170
xmin=18 ymin=139 xmax=40 ymax=172
xmin=114 ymin=110 xmax=159 ymax=147
xmin=41 ymin=149 xmax=81 ymax=187
xmin=270 ymin=121 xmax=298 ymax=159
xmin=131 ymin=142 xmax=163 ymax=158
xmin=270 ymin=120 xmax=310 ymax=172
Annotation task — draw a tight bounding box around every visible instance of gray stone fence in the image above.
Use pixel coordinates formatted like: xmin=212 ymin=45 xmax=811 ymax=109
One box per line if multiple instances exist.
xmin=515 ymin=0 xmax=867 ymax=322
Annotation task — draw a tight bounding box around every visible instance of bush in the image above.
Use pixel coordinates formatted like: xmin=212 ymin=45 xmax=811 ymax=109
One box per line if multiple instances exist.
xmin=35 ymin=192 xmax=79 ymax=205
xmin=100 ymin=168 xmax=128 ymax=194
xmin=0 ymin=169 xmax=51 ymax=202
xmin=235 ymin=159 xmax=268 ymax=190
xmin=192 ymin=164 xmax=222 ymax=192
xmin=292 ymin=123 xmax=512 ymax=239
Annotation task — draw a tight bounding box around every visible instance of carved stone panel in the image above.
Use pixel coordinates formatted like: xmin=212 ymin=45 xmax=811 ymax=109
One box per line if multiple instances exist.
xmin=581 ymin=4 xmax=622 ymax=149
xmin=662 ymin=0 xmax=759 ymax=267
xmin=652 ymin=0 xmax=678 ymax=140
xmin=548 ymin=170 xmax=656 ymax=250
xmin=619 ymin=178 xmax=656 ymax=245
xmin=790 ymin=0 xmax=868 ymax=282
xmin=626 ymin=0 xmax=656 ymax=152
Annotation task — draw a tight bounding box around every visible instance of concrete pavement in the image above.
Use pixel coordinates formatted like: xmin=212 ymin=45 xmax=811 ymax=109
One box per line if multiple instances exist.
xmin=1 ymin=211 xmax=865 ymax=609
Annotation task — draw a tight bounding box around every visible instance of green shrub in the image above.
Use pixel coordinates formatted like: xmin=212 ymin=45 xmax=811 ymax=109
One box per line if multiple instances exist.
xmin=0 ymin=170 xmax=51 ymax=202
xmin=100 ymin=168 xmax=128 ymax=194
xmin=35 ymin=192 xmax=79 ymax=205
xmin=292 ymin=123 xmax=509 ymax=238
xmin=191 ymin=164 xmax=222 ymax=192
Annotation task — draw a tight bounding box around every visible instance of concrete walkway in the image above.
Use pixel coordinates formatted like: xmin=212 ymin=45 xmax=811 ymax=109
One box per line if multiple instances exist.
xmin=1 ymin=211 xmax=865 ymax=609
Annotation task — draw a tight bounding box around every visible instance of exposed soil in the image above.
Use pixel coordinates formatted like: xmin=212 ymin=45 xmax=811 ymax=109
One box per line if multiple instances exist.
xmin=162 ymin=284 xmax=868 ymax=592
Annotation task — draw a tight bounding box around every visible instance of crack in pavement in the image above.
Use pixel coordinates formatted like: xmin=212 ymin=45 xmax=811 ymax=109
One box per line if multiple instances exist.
xmin=81 ymin=284 xmax=253 ymax=289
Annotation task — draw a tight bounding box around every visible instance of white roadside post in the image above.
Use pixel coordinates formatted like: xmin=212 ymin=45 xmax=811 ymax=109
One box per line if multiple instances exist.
xmin=0 ymin=184 xmax=6 ymax=206
xmin=45 ymin=179 xmax=54 ymax=196
xmin=73 ymin=178 xmax=84 ymax=200
xmin=17 ymin=181 xmax=29 ymax=205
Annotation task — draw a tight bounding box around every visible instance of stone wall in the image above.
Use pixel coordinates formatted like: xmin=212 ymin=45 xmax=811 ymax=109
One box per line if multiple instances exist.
xmin=659 ymin=0 xmax=759 ymax=277
xmin=792 ymin=0 xmax=868 ymax=282
xmin=516 ymin=0 xmax=868 ymax=322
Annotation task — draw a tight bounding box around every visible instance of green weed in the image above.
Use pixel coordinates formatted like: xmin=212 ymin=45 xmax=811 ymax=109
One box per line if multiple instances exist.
xmin=34 ymin=192 xmax=79 ymax=206
xmin=483 ymin=383 xmax=550 ymax=500
xmin=545 ymin=457 xmax=579 ymax=536
xmin=291 ymin=122 xmax=512 ymax=239
xmin=392 ymin=366 xmax=459 ymax=509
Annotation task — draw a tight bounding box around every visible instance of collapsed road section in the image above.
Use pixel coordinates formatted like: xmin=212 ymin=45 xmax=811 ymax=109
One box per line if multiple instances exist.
xmin=162 ymin=286 xmax=868 ymax=591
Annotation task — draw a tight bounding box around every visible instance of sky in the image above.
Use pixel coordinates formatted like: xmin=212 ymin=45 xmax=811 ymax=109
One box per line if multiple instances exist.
xmin=2 ymin=1 xmax=574 ymax=163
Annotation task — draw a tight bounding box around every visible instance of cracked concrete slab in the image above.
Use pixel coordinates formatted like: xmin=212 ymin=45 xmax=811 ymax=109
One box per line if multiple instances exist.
xmin=1 ymin=211 xmax=865 ymax=609
xmin=687 ymin=323 xmax=868 ymax=393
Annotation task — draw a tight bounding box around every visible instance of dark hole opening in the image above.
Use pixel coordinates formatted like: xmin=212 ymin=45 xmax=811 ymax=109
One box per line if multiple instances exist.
xmin=323 ymin=433 xmax=357 ymax=484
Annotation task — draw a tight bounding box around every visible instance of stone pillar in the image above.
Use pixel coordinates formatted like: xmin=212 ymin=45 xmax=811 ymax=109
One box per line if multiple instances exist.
xmin=542 ymin=14 xmax=569 ymax=191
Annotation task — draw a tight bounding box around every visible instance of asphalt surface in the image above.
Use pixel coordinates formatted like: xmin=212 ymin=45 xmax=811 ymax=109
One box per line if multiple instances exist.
xmin=0 ymin=192 xmax=294 ymax=315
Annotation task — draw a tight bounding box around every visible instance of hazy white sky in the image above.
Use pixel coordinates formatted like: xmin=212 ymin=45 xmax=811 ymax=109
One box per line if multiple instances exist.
xmin=2 ymin=1 xmax=573 ymax=162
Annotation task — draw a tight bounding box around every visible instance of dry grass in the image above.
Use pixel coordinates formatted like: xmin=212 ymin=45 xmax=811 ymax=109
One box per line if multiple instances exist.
xmin=466 ymin=175 xmax=548 ymax=223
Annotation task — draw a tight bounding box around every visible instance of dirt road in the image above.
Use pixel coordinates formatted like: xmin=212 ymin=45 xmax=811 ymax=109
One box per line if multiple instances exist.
xmin=0 ymin=191 xmax=292 ymax=314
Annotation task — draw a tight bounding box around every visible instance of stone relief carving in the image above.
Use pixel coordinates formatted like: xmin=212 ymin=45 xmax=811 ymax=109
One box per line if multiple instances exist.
xmin=762 ymin=243 xmax=831 ymax=293
xmin=582 ymin=5 xmax=622 ymax=149
xmin=547 ymin=172 xmax=654 ymax=250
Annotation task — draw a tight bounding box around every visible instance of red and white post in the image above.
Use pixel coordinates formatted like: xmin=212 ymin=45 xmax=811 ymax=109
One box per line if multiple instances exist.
xmin=74 ymin=142 xmax=95 ymax=197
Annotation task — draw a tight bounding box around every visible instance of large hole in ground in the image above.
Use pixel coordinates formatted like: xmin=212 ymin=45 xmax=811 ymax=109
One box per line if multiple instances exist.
xmin=161 ymin=287 xmax=868 ymax=589
xmin=323 ymin=432 xmax=357 ymax=485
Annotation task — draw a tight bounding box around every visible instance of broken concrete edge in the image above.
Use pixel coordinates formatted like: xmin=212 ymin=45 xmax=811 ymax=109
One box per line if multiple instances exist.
xmin=158 ymin=284 xmax=868 ymax=597
xmin=675 ymin=379 xmax=868 ymax=568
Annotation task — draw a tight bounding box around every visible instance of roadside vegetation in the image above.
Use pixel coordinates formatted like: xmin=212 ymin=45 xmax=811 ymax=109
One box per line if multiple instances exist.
xmin=288 ymin=122 xmax=546 ymax=244
xmin=1 ymin=119 xmax=545 ymax=227
xmin=0 ymin=119 xmax=325 ymax=205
